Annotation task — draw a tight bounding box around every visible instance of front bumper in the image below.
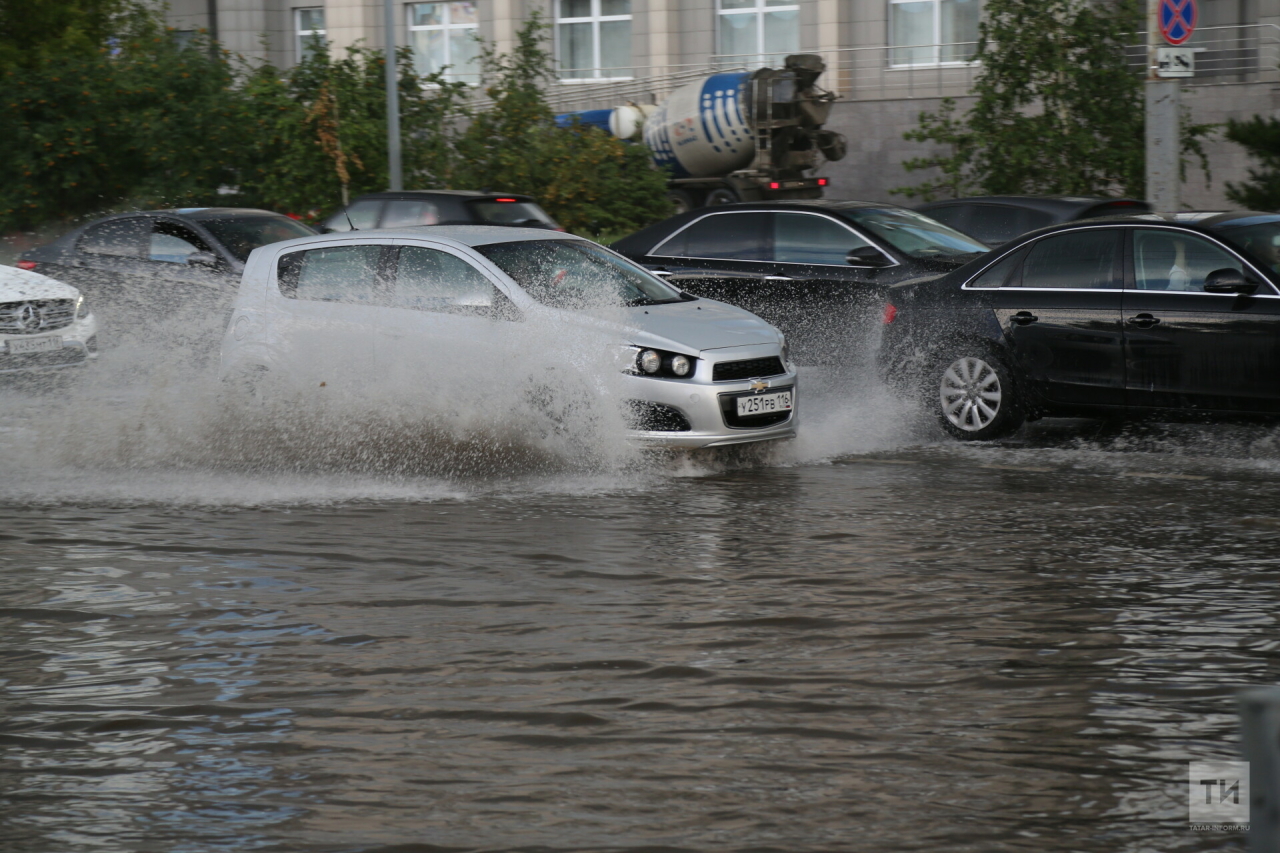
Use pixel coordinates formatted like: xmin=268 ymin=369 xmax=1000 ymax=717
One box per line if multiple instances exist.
xmin=621 ymin=343 xmax=799 ymax=449
xmin=0 ymin=317 xmax=99 ymax=375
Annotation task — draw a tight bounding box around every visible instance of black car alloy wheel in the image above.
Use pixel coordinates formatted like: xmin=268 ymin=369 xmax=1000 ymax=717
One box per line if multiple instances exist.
xmin=934 ymin=352 xmax=1024 ymax=440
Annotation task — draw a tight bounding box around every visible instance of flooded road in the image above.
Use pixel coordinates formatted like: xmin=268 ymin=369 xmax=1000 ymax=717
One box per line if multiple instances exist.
xmin=1 ymin=364 xmax=1276 ymax=852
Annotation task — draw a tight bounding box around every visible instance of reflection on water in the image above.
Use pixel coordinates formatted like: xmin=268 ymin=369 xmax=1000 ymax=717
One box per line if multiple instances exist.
xmin=2 ymin=445 xmax=1275 ymax=852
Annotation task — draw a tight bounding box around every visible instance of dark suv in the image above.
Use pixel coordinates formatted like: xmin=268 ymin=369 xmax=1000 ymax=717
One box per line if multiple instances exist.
xmin=320 ymin=191 xmax=561 ymax=232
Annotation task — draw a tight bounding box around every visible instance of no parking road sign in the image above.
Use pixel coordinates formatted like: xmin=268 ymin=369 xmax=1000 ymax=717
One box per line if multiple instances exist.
xmin=1159 ymin=0 xmax=1197 ymax=45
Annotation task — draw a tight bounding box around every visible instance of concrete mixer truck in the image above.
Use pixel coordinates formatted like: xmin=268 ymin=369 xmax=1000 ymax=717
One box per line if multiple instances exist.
xmin=554 ymin=54 xmax=846 ymax=213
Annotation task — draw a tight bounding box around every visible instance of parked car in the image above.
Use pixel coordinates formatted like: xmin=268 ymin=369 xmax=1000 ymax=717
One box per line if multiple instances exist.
xmin=319 ymin=191 xmax=561 ymax=233
xmin=17 ymin=208 xmax=317 ymax=321
xmin=1 ymin=264 xmax=98 ymax=377
xmin=917 ymin=196 xmax=1151 ymax=247
xmin=610 ymin=201 xmax=989 ymax=364
xmin=878 ymin=212 xmax=1280 ymax=440
xmin=221 ymin=226 xmax=797 ymax=449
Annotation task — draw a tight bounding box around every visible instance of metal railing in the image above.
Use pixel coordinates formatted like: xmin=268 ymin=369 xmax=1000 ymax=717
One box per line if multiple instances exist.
xmin=469 ymin=23 xmax=1280 ymax=114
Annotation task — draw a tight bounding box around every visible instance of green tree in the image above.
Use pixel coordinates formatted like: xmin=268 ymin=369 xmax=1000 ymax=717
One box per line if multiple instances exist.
xmin=0 ymin=4 xmax=249 ymax=229
xmin=454 ymin=14 xmax=671 ymax=235
xmin=893 ymin=0 xmax=1211 ymax=201
xmin=1224 ymin=116 xmax=1280 ymax=210
xmin=231 ymin=42 xmax=470 ymax=217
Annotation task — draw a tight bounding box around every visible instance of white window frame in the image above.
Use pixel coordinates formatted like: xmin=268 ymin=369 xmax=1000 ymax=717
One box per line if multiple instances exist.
xmin=715 ymin=0 xmax=801 ymax=65
xmin=294 ymin=7 xmax=326 ymax=62
xmin=555 ymin=0 xmax=633 ymax=82
xmin=888 ymin=0 xmax=979 ymax=69
xmin=406 ymin=3 xmax=480 ymax=83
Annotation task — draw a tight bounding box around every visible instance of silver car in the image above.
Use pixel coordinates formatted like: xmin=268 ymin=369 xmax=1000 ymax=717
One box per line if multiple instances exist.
xmin=219 ymin=226 xmax=797 ymax=449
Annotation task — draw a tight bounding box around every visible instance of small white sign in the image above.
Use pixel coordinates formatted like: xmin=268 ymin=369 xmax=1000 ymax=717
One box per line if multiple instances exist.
xmin=1188 ymin=760 xmax=1250 ymax=826
xmin=1157 ymin=47 xmax=1195 ymax=77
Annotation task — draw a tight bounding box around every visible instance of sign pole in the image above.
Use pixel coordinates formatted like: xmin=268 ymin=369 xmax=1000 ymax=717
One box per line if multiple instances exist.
xmin=384 ymin=0 xmax=403 ymax=191
xmin=1147 ymin=0 xmax=1197 ymax=214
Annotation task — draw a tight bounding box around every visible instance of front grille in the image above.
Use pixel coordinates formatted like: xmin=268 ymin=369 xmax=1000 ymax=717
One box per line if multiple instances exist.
xmin=712 ymin=356 xmax=785 ymax=382
xmin=622 ymin=400 xmax=692 ymax=432
xmin=719 ymin=386 xmax=795 ymax=429
xmin=0 ymin=299 xmax=76 ymax=335
xmin=0 ymin=345 xmax=86 ymax=371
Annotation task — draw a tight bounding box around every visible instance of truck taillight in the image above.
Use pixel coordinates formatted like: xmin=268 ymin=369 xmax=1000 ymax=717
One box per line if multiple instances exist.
xmin=769 ymin=182 xmax=780 ymax=190
xmin=882 ymin=303 xmax=897 ymax=324
xmin=817 ymin=178 xmax=828 ymax=186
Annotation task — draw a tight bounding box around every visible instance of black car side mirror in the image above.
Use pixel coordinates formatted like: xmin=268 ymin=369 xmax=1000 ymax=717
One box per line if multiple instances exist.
xmin=187 ymin=251 xmax=222 ymax=269
xmin=1203 ymin=268 xmax=1259 ymax=295
xmin=847 ymin=246 xmax=892 ymax=268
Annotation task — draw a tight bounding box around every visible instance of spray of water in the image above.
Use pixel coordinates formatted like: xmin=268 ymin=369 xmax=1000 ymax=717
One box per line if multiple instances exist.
xmin=0 ymin=265 xmax=927 ymax=506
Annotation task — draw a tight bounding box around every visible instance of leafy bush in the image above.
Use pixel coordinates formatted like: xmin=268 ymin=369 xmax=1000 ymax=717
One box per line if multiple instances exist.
xmin=1225 ymin=116 xmax=1280 ymax=211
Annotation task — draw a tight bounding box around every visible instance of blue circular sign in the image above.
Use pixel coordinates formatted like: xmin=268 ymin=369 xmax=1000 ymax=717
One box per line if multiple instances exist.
xmin=1159 ymin=0 xmax=1197 ymax=45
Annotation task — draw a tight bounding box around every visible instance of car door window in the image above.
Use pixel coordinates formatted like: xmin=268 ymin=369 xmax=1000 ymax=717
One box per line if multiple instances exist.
xmin=278 ymin=245 xmax=387 ymax=303
xmin=967 ymin=249 xmax=1024 ymax=288
xmin=1133 ymin=229 xmax=1243 ymax=291
xmin=772 ymin=213 xmax=873 ymax=265
xmin=77 ymin=218 xmax=148 ymax=258
xmin=382 ymin=200 xmax=440 ymax=228
xmin=324 ymin=200 xmax=383 ymax=232
xmin=653 ymin=213 xmax=770 ymax=260
xmin=149 ymin=221 xmax=213 ymax=264
xmin=393 ymin=246 xmax=495 ymax=312
xmin=967 ymin=205 xmax=1053 ymax=245
xmin=1016 ymin=230 xmax=1120 ymax=289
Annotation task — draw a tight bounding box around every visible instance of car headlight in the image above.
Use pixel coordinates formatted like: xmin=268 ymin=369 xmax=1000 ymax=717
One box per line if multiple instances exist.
xmin=75 ymin=296 xmax=90 ymax=320
xmin=638 ymin=349 xmax=662 ymax=375
xmin=620 ymin=345 xmax=698 ymax=378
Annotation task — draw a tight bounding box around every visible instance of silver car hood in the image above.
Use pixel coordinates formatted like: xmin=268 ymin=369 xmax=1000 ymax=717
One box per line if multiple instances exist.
xmin=557 ymin=298 xmax=780 ymax=355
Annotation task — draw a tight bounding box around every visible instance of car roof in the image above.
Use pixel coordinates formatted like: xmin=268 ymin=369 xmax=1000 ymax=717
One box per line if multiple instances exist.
xmin=348 ymin=190 xmax=536 ymax=201
xmin=987 ymin=211 xmax=1280 ymax=246
xmin=260 ymin=224 xmax=582 ymax=255
xmin=917 ymin=195 xmax=1150 ymax=216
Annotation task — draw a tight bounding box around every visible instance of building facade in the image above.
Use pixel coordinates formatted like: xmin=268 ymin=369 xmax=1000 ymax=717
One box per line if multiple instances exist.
xmin=164 ymin=0 xmax=1280 ymax=207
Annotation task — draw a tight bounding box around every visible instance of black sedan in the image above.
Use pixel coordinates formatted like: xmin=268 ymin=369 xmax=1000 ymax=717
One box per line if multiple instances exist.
xmin=18 ymin=208 xmax=316 ymax=321
xmin=917 ymin=195 xmax=1151 ymax=247
xmin=879 ymin=213 xmax=1280 ymax=440
xmin=611 ymin=201 xmax=989 ymax=364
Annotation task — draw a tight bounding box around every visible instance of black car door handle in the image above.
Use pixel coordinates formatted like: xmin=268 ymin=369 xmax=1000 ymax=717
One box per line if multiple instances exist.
xmin=1127 ymin=313 xmax=1161 ymax=328
xmin=650 ymin=269 xmax=673 ymax=277
xmin=1011 ymin=311 xmax=1038 ymax=325
xmin=764 ymin=275 xmax=794 ymax=281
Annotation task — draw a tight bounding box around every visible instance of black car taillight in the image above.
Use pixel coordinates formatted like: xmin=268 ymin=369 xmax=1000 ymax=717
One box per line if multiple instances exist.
xmin=16 ymin=260 xmax=38 ymax=271
xmin=883 ymin=303 xmax=898 ymax=324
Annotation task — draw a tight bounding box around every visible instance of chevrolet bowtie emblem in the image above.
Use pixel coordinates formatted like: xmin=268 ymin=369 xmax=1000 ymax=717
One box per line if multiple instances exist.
xmin=749 ymin=379 xmax=769 ymax=392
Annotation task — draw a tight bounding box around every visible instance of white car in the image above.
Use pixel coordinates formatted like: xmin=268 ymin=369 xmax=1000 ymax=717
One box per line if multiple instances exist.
xmin=0 ymin=265 xmax=98 ymax=376
xmin=219 ymin=226 xmax=798 ymax=449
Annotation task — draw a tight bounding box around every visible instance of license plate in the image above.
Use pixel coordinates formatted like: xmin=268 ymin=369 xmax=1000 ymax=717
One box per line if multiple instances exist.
xmin=6 ymin=336 xmax=62 ymax=355
xmin=737 ymin=390 xmax=793 ymax=417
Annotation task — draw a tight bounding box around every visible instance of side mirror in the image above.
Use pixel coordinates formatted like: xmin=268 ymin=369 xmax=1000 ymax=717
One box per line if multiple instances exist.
xmin=847 ymin=246 xmax=892 ymax=268
xmin=187 ymin=251 xmax=222 ymax=269
xmin=1203 ymin=267 xmax=1259 ymax=294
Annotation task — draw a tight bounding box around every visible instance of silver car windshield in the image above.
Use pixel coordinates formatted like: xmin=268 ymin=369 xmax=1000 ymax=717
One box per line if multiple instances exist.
xmin=477 ymin=240 xmax=684 ymax=309
xmin=841 ymin=208 xmax=989 ymax=260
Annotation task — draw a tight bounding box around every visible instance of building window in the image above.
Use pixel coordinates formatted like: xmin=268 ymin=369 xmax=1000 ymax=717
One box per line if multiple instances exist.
xmin=408 ymin=3 xmax=480 ymax=84
xmin=890 ymin=0 xmax=979 ymax=66
xmin=716 ymin=0 xmax=799 ymax=66
xmin=557 ymin=0 xmax=632 ymax=80
xmin=295 ymin=7 xmax=326 ymax=61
